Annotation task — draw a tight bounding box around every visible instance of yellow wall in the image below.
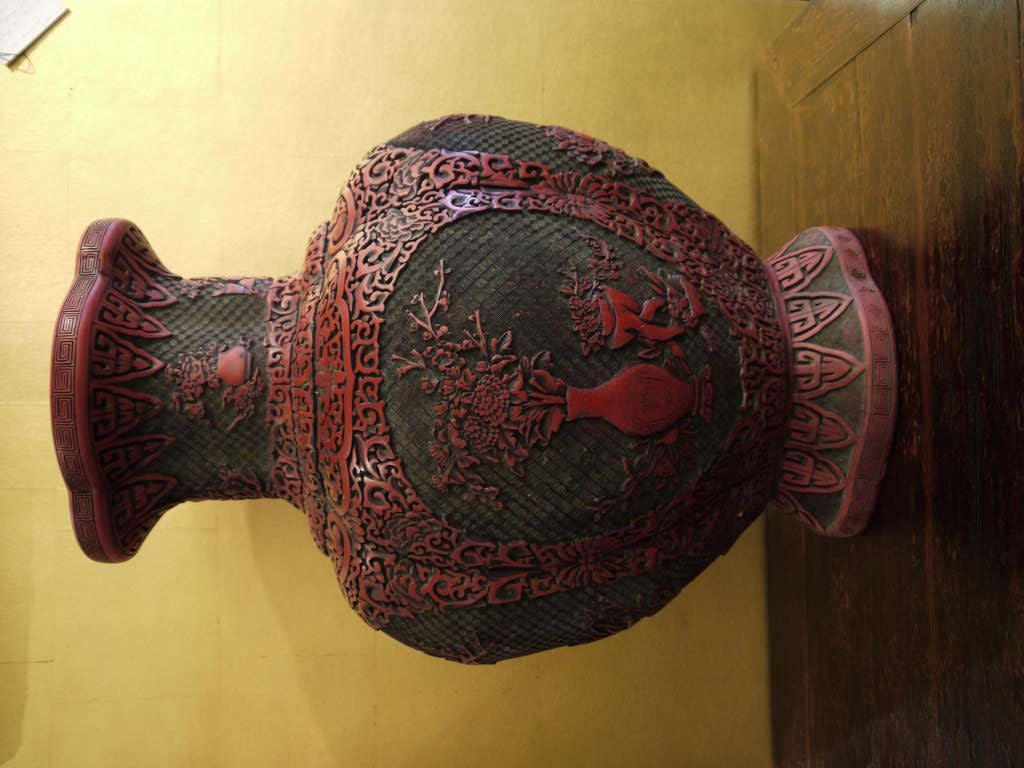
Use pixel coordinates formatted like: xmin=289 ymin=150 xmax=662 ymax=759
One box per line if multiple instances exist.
xmin=0 ymin=2 xmax=803 ymax=766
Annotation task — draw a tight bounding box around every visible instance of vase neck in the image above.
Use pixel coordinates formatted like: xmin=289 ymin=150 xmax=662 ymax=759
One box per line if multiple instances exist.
xmin=152 ymin=273 xmax=284 ymax=503
xmin=53 ymin=219 xmax=320 ymax=562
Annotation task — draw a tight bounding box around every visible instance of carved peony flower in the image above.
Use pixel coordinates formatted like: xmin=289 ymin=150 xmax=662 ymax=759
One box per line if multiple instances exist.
xmin=441 ymin=359 xmax=530 ymax=473
xmin=470 ymin=373 xmax=510 ymax=418
xmin=394 ymin=262 xmax=569 ymax=509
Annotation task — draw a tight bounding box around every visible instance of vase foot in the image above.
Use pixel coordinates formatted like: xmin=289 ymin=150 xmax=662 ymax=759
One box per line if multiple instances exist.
xmin=767 ymin=227 xmax=897 ymax=537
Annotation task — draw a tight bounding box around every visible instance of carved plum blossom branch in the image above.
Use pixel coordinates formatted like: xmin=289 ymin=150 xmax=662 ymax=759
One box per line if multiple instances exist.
xmin=392 ymin=261 xmax=567 ymax=509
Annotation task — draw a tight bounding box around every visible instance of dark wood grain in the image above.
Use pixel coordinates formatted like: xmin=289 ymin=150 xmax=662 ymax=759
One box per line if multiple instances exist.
xmin=790 ymin=61 xmax=868 ymax=766
xmin=911 ymin=2 xmax=1024 ymax=763
xmin=760 ymin=1 xmax=1024 ymax=765
xmin=757 ymin=67 xmax=798 ymax=255
xmin=762 ymin=0 xmax=927 ymax=106
xmin=852 ymin=18 xmax=940 ymax=765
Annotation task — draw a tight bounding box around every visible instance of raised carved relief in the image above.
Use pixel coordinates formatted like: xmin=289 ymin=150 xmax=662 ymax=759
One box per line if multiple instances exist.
xmin=287 ymin=142 xmax=788 ymax=643
xmin=165 ymin=339 xmax=264 ymax=430
xmin=394 ymin=259 xmax=714 ymax=511
xmin=52 ymin=220 xmax=179 ymax=561
xmin=180 ymin=277 xmax=269 ymax=300
xmin=54 ymin=118 xmax=898 ymax=663
xmin=770 ymin=231 xmax=897 ymax=536
xmin=545 ymin=125 xmax=654 ymax=177
xmin=208 ymin=467 xmax=265 ymax=500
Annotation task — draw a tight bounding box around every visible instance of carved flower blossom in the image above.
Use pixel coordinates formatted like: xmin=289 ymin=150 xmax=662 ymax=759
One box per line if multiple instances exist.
xmin=551 ymin=537 xmax=620 ymax=590
xmin=544 ymin=125 xmax=654 ymax=177
xmin=393 ymin=262 xmax=568 ymax=509
xmin=560 ymin=228 xmax=623 ymax=357
xmin=539 ymin=173 xmax=617 ymax=224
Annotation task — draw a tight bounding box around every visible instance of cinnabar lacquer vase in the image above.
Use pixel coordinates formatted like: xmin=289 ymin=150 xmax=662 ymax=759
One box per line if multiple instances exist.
xmin=51 ymin=115 xmax=897 ymax=663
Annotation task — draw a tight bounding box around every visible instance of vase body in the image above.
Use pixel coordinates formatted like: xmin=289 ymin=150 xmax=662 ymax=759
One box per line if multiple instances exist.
xmin=51 ymin=115 xmax=896 ymax=663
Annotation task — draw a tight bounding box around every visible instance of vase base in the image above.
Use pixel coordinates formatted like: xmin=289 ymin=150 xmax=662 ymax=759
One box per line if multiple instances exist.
xmin=767 ymin=227 xmax=897 ymax=537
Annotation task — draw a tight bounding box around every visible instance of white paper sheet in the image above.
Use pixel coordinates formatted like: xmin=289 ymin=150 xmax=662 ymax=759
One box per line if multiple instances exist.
xmin=0 ymin=0 xmax=68 ymax=65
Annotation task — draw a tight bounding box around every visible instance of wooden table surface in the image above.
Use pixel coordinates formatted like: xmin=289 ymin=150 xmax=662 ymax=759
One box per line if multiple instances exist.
xmin=758 ymin=1 xmax=1024 ymax=765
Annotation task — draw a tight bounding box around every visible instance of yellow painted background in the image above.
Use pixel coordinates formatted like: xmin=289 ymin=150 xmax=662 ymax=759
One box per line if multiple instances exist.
xmin=0 ymin=1 xmax=804 ymax=766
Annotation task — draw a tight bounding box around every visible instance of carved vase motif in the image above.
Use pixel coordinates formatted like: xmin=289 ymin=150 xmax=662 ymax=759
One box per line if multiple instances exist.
xmin=51 ymin=115 xmax=897 ymax=663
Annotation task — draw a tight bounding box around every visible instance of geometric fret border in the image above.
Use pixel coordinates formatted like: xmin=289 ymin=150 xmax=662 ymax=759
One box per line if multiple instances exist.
xmin=51 ymin=219 xmax=114 ymax=561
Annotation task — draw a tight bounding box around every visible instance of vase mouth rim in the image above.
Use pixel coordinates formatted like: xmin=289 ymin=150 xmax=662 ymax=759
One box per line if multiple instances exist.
xmin=52 ymin=218 xmax=129 ymax=562
xmin=50 ymin=218 xmax=178 ymax=564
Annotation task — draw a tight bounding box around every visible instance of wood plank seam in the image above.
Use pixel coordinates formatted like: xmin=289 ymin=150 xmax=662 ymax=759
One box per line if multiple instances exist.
xmin=762 ymin=0 xmax=929 ymax=106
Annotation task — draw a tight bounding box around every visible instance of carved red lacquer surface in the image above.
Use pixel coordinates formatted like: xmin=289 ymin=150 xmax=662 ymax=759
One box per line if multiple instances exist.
xmin=390 ymin=259 xmax=712 ymax=509
xmin=165 ymin=340 xmax=264 ymax=430
xmin=767 ymin=228 xmax=897 ymax=536
xmin=53 ymin=221 xmax=281 ymax=562
xmin=544 ymin=125 xmax=654 ymax=177
xmin=260 ymin=142 xmax=789 ymax=635
xmin=52 ymin=219 xmax=179 ymax=562
xmin=52 ymin=117 xmax=898 ymax=663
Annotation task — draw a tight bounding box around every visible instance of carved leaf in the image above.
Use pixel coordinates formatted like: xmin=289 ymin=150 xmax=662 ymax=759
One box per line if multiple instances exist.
xmin=98 ymin=434 xmax=175 ymax=483
xmin=90 ymin=385 xmax=163 ymax=442
xmin=793 ymin=343 xmax=864 ymax=399
xmin=779 ymin=449 xmax=847 ymax=495
xmin=110 ymin=252 xmax=176 ymax=308
xmin=786 ymin=292 xmax=852 ymax=342
xmin=773 ymin=245 xmax=832 ymax=295
xmin=97 ymin=289 xmax=171 ymax=339
xmin=90 ymin=329 xmax=163 ymax=383
xmin=788 ymin=401 xmax=857 ymax=450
